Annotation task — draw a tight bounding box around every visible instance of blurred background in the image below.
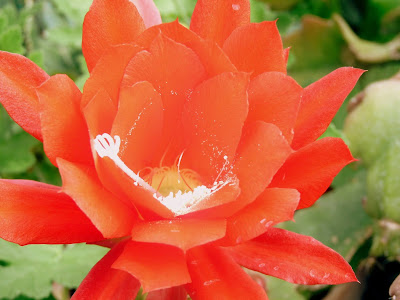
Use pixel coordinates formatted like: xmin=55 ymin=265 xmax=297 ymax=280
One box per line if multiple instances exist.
xmin=0 ymin=0 xmax=399 ymax=299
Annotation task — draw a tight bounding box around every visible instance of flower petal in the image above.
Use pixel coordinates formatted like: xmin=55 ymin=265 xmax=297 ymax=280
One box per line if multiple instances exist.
xmin=182 ymin=72 xmax=249 ymax=182
xmin=72 ymin=241 xmax=141 ymax=300
xmin=136 ymin=21 xmax=236 ymax=77
xmin=270 ymin=137 xmax=355 ymax=209
xmin=185 ymin=246 xmax=268 ymax=300
xmin=146 ymin=286 xmax=187 ymax=300
xmin=122 ymin=34 xmax=206 ymax=165
xmin=292 ymin=67 xmax=365 ymax=149
xmin=0 ymin=180 xmax=103 ymax=245
xmin=219 ymin=188 xmax=300 ymax=246
xmin=82 ymin=0 xmax=145 ymax=71
xmin=227 ymin=228 xmax=357 ymax=285
xmin=131 ymin=219 xmax=227 ymax=251
xmin=37 ymin=74 xmax=93 ymax=166
xmin=247 ymin=72 xmax=302 ymax=143
xmin=130 ymin=0 xmax=161 ymax=28
xmin=0 ymin=51 xmax=49 ymax=140
xmin=82 ymin=44 xmax=142 ymax=108
xmin=223 ymin=21 xmax=286 ymax=77
xmin=112 ymin=241 xmax=191 ymax=293
xmin=190 ymin=0 xmax=250 ymax=46
xmin=111 ymin=81 xmax=163 ymax=172
xmin=58 ymin=159 xmax=137 ymax=238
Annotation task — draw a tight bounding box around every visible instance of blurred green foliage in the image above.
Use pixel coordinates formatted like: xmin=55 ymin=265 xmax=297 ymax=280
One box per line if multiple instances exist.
xmin=0 ymin=0 xmax=399 ymax=299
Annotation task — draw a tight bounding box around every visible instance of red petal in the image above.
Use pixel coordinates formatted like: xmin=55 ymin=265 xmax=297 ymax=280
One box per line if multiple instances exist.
xmin=270 ymin=137 xmax=355 ymax=209
xmin=247 ymin=72 xmax=302 ymax=143
xmin=83 ymin=88 xmax=117 ymax=139
xmin=131 ymin=219 xmax=227 ymax=251
xmin=227 ymin=228 xmax=357 ymax=285
xmin=82 ymin=44 xmax=142 ymax=108
xmin=37 ymin=74 xmax=93 ymax=166
xmin=130 ymin=0 xmax=161 ymax=28
xmin=185 ymin=246 xmax=268 ymax=300
xmin=112 ymin=241 xmax=191 ymax=293
xmin=219 ymin=188 xmax=300 ymax=246
xmin=58 ymin=159 xmax=137 ymax=238
xmin=82 ymin=0 xmax=145 ymax=71
xmin=195 ymin=122 xmax=292 ymax=219
xmin=111 ymin=81 xmax=163 ymax=172
xmin=146 ymin=286 xmax=187 ymax=300
xmin=0 ymin=51 xmax=49 ymax=140
xmin=292 ymin=67 xmax=365 ymax=149
xmin=122 ymin=34 xmax=206 ymax=165
xmin=182 ymin=72 xmax=249 ymax=182
xmin=190 ymin=0 xmax=250 ymax=46
xmin=72 ymin=241 xmax=141 ymax=300
xmin=136 ymin=21 xmax=236 ymax=76
xmin=0 ymin=180 xmax=103 ymax=245
xmin=223 ymin=21 xmax=286 ymax=77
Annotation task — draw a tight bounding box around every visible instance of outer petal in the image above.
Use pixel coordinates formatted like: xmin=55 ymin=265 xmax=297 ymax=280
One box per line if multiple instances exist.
xmin=223 ymin=21 xmax=286 ymax=77
xmin=111 ymin=81 xmax=163 ymax=172
xmin=270 ymin=137 xmax=355 ymax=209
xmin=131 ymin=219 xmax=227 ymax=251
xmin=37 ymin=75 xmax=93 ymax=166
xmin=72 ymin=241 xmax=140 ymax=300
xmin=182 ymin=72 xmax=249 ymax=182
xmin=130 ymin=0 xmax=161 ymax=28
xmin=58 ymin=159 xmax=136 ymax=238
xmin=82 ymin=44 xmax=142 ymax=108
xmin=219 ymin=188 xmax=300 ymax=246
xmin=82 ymin=0 xmax=145 ymax=71
xmin=112 ymin=241 xmax=191 ymax=293
xmin=227 ymin=228 xmax=357 ymax=285
xmin=0 ymin=51 xmax=49 ymax=140
xmin=247 ymin=72 xmax=302 ymax=143
xmin=185 ymin=246 xmax=268 ymax=300
xmin=292 ymin=67 xmax=365 ymax=149
xmin=0 ymin=180 xmax=103 ymax=245
xmin=190 ymin=0 xmax=250 ymax=46
xmin=146 ymin=286 xmax=187 ymax=300
xmin=122 ymin=34 xmax=206 ymax=165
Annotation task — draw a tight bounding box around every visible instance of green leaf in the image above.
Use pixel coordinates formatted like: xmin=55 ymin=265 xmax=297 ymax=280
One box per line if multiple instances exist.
xmin=154 ymin=0 xmax=196 ymax=26
xmin=283 ymin=170 xmax=373 ymax=260
xmin=266 ymin=276 xmax=306 ymax=300
xmin=0 ymin=25 xmax=25 ymax=54
xmin=0 ymin=239 xmax=108 ymax=299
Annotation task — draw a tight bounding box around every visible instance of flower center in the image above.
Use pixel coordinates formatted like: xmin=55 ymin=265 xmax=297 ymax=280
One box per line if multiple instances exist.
xmin=142 ymin=166 xmax=203 ymax=197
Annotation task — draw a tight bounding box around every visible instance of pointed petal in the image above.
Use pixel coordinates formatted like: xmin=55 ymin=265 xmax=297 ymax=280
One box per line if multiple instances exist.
xmin=228 ymin=228 xmax=357 ymax=285
xmin=0 ymin=180 xmax=103 ymax=245
xmin=58 ymin=159 xmax=136 ymax=238
xmin=270 ymin=137 xmax=355 ymax=209
xmin=113 ymin=241 xmax=191 ymax=293
xmin=223 ymin=21 xmax=286 ymax=77
xmin=292 ymin=67 xmax=365 ymax=149
xmin=82 ymin=44 xmax=142 ymax=108
xmin=130 ymin=0 xmax=161 ymax=28
xmin=247 ymin=72 xmax=302 ymax=143
xmin=190 ymin=0 xmax=250 ymax=46
xmin=219 ymin=188 xmax=300 ymax=246
xmin=131 ymin=219 xmax=226 ymax=251
xmin=0 ymin=51 xmax=49 ymax=140
xmin=185 ymin=246 xmax=268 ymax=300
xmin=136 ymin=21 xmax=236 ymax=76
xmin=111 ymin=81 xmax=163 ymax=172
xmin=182 ymin=72 xmax=249 ymax=181
xmin=122 ymin=34 xmax=206 ymax=165
xmin=146 ymin=286 xmax=187 ymax=300
xmin=82 ymin=0 xmax=145 ymax=71
xmin=72 ymin=241 xmax=141 ymax=300
xmin=37 ymin=74 xmax=93 ymax=166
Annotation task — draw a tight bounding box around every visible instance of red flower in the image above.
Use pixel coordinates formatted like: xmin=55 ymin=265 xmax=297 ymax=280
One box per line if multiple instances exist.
xmin=0 ymin=0 xmax=364 ymax=299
